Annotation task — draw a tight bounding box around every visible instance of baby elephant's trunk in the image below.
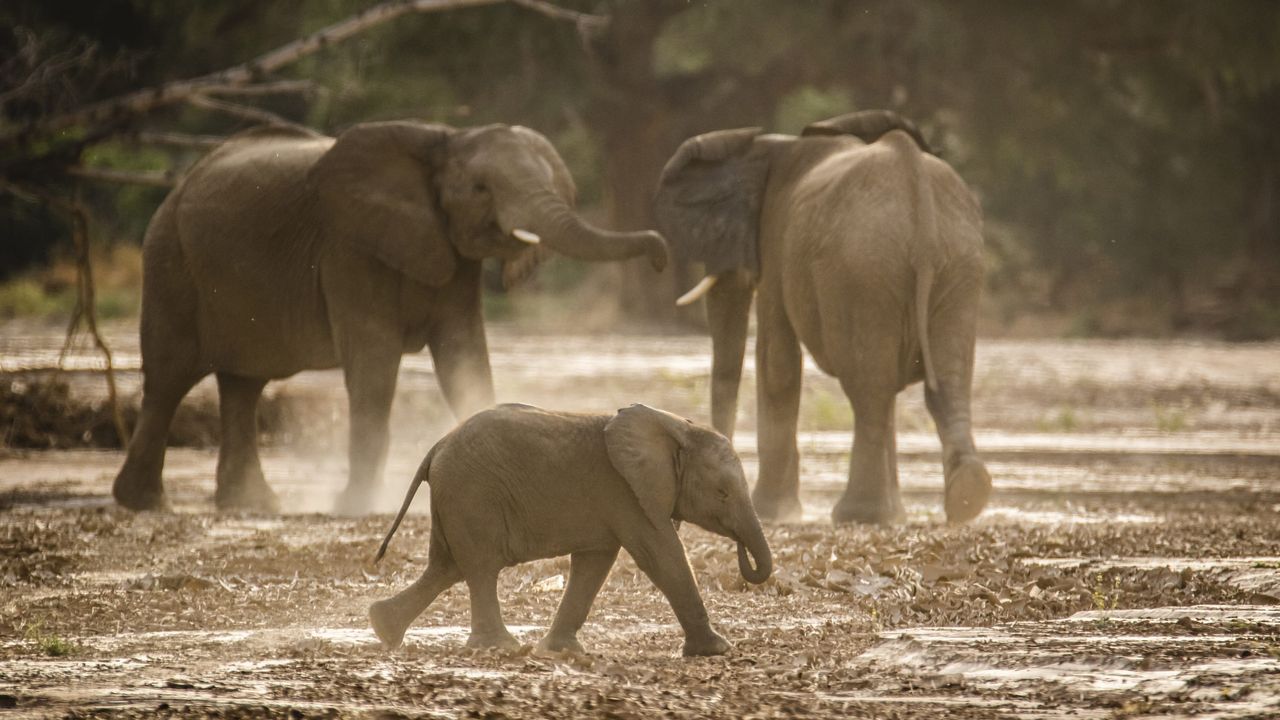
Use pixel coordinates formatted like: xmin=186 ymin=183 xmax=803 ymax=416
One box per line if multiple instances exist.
xmin=735 ymin=518 xmax=773 ymax=584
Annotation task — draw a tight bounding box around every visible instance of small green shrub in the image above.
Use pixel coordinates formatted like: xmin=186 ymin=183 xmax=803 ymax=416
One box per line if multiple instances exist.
xmin=23 ymin=622 xmax=79 ymax=657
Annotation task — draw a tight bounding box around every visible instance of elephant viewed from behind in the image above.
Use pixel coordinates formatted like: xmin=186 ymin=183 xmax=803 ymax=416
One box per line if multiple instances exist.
xmin=369 ymin=403 xmax=772 ymax=657
xmin=655 ymin=110 xmax=991 ymax=525
xmin=113 ymin=121 xmax=668 ymax=515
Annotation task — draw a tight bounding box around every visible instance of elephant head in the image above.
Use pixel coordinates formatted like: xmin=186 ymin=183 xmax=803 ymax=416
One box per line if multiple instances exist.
xmin=603 ymin=404 xmax=772 ymax=584
xmin=653 ymin=110 xmax=930 ymax=438
xmin=309 ymin=121 xmax=668 ymax=289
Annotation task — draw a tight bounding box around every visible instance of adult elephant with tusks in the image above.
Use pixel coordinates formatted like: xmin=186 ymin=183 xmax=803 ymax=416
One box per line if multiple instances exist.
xmin=112 ymin=121 xmax=668 ymax=515
xmin=655 ymin=110 xmax=990 ymax=525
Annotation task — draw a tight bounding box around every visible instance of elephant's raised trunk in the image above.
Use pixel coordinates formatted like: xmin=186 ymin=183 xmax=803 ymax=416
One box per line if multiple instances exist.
xmin=736 ymin=516 xmax=772 ymax=585
xmin=522 ymin=189 xmax=668 ymax=271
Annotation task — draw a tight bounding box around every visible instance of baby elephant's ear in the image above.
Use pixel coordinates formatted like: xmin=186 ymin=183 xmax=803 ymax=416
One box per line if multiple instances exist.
xmin=604 ymin=404 xmax=691 ymax=529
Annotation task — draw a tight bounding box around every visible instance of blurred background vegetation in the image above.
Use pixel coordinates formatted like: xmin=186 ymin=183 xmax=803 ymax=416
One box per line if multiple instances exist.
xmin=2 ymin=0 xmax=1278 ymax=338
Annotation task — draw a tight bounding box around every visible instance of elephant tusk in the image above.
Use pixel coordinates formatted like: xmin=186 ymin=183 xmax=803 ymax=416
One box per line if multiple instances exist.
xmin=675 ymin=275 xmax=718 ymax=306
xmin=512 ymin=229 xmax=541 ymax=245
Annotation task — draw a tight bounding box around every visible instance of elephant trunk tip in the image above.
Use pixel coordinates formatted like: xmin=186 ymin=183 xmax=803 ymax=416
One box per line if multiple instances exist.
xmin=737 ymin=540 xmax=772 ymax=585
xmin=643 ymin=230 xmax=669 ymax=272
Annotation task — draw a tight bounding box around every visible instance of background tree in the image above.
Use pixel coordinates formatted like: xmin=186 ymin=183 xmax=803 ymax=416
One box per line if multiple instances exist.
xmin=2 ymin=0 xmax=1277 ymax=337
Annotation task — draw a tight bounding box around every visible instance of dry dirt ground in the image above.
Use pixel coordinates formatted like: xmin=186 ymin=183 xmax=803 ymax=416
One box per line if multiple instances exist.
xmin=2 ymin=323 xmax=1279 ymax=718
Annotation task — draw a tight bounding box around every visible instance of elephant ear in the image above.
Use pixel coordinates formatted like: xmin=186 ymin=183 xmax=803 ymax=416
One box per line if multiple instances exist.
xmin=802 ymin=109 xmax=935 ymax=155
xmin=604 ymin=404 xmax=692 ymax=529
xmin=309 ymin=121 xmax=458 ymax=287
xmin=656 ymin=127 xmax=768 ymax=277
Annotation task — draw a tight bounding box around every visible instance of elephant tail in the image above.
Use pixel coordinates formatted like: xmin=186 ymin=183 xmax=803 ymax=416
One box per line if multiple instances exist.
xmin=886 ymin=128 xmax=941 ymax=393
xmin=374 ymin=445 xmax=436 ymax=563
xmin=915 ymin=265 xmax=939 ymax=393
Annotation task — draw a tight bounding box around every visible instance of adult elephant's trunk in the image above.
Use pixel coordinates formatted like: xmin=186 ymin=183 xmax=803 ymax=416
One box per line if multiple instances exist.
xmin=520 ymin=189 xmax=668 ymax=271
xmin=735 ymin=514 xmax=773 ymax=584
xmin=705 ymin=269 xmax=755 ymax=439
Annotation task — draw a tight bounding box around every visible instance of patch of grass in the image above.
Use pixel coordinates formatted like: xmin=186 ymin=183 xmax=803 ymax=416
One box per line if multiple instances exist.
xmin=0 ymin=279 xmax=75 ymax=318
xmin=0 ymin=244 xmax=142 ymax=320
xmin=1153 ymin=405 xmax=1189 ymax=433
xmin=1037 ymin=406 xmax=1079 ymax=433
xmin=1089 ymin=572 xmax=1120 ymax=628
xmin=23 ymin=621 xmax=79 ymax=657
xmin=803 ymin=389 xmax=853 ymax=431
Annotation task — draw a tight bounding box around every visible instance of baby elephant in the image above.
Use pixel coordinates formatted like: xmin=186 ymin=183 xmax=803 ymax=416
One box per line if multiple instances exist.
xmin=368 ymin=403 xmax=772 ymax=656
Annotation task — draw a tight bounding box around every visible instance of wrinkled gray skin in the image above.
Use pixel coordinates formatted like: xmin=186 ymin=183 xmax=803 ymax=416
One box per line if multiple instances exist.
xmin=112 ymin=121 xmax=668 ymax=515
xmin=655 ymin=110 xmax=991 ymax=525
xmin=369 ymin=403 xmax=772 ymax=657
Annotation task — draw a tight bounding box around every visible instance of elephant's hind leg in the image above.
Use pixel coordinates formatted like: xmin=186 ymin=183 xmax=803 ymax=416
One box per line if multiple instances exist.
xmin=214 ymin=373 xmax=278 ymax=513
xmin=112 ymin=370 xmax=205 ymax=511
xmin=926 ymin=385 xmax=990 ymax=523
xmin=832 ymin=384 xmax=906 ymax=525
xmin=538 ymin=547 xmax=620 ymax=654
xmin=923 ymin=270 xmax=990 ymax=523
xmin=369 ymin=546 xmax=462 ymax=650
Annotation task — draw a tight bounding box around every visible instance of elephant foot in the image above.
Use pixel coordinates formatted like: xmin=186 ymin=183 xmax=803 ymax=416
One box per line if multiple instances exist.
xmin=831 ymin=492 xmax=906 ymax=526
xmin=112 ymin=475 xmax=171 ymax=512
xmin=215 ymin=475 xmax=280 ymax=514
xmin=465 ymin=629 xmax=521 ymax=652
xmin=333 ymin=484 xmax=379 ymax=517
xmin=368 ymin=599 xmax=410 ymax=650
xmin=536 ymin=633 xmax=585 ymax=655
xmin=945 ymin=458 xmax=991 ymax=524
xmin=750 ymin=491 xmax=803 ymax=524
xmin=682 ymin=629 xmax=730 ymax=657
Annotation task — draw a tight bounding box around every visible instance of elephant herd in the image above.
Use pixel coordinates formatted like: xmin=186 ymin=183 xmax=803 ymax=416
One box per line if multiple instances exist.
xmin=109 ymin=109 xmax=991 ymax=656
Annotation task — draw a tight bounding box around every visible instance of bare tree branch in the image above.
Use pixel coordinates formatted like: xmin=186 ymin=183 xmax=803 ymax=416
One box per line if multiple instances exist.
xmin=65 ymin=165 xmax=177 ymax=187
xmin=1 ymin=0 xmax=509 ymax=147
xmin=202 ymin=80 xmax=320 ymax=98
xmin=132 ymin=131 xmax=226 ymax=149
xmin=186 ymin=94 xmax=297 ymax=128
xmin=509 ymin=0 xmax=608 ymax=32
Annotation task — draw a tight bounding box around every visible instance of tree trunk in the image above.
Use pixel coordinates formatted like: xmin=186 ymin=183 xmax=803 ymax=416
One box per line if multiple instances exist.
xmin=583 ymin=1 xmax=697 ymax=328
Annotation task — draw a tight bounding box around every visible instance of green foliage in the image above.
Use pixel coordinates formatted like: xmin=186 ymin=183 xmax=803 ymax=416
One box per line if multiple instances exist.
xmin=0 ymin=278 xmax=73 ymax=318
xmin=774 ymin=86 xmax=855 ymax=135
xmin=23 ymin=621 xmax=78 ymax=657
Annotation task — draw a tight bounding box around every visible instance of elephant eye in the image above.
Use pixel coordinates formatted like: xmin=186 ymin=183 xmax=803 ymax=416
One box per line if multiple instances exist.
xmin=473 ymin=182 xmax=488 ymax=194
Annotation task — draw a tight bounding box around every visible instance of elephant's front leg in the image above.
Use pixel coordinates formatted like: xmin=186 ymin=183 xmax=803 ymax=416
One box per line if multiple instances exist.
xmin=335 ymin=346 xmax=401 ymax=516
xmin=538 ymin=547 xmax=620 ymax=654
xmin=427 ymin=305 xmax=495 ymax=421
xmin=624 ymin=528 xmax=728 ymax=656
xmin=753 ymin=295 xmax=804 ymax=523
